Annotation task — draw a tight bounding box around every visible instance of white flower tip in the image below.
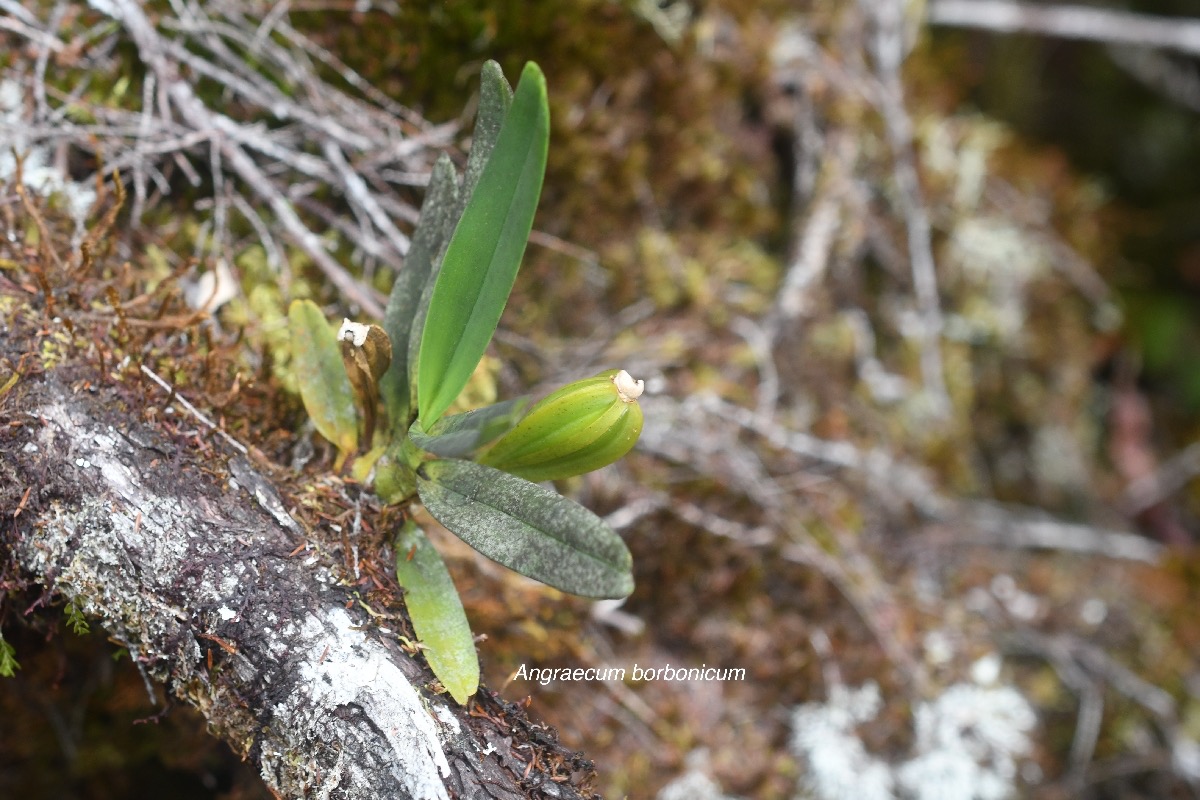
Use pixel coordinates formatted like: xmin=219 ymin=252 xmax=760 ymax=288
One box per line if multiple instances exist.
xmin=337 ymin=318 xmax=369 ymax=347
xmin=613 ymin=369 xmax=645 ymax=403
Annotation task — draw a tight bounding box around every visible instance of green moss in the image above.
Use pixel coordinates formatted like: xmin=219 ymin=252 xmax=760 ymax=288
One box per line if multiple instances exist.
xmin=0 ymin=633 xmax=18 ymax=677
xmin=37 ymin=328 xmax=76 ymax=371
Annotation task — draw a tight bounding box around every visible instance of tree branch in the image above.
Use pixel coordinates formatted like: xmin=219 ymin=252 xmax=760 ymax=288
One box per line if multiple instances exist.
xmin=1 ymin=357 xmax=591 ymax=799
xmin=928 ymin=0 xmax=1200 ymax=57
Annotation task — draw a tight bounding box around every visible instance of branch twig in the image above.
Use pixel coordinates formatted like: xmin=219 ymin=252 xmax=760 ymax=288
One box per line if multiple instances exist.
xmin=1121 ymin=440 xmax=1200 ymax=517
xmin=928 ymin=0 xmax=1200 ymax=57
xmin=139 ymin=363 xmax=249 ymax=456
xmin=4 ymin=1 xmax=447 ymax=319
xmin=864 ymin=0 xmax=951 ymax=416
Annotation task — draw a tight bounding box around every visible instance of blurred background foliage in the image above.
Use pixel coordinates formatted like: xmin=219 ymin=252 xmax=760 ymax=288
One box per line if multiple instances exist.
xmin=929 ymin=0 xmax=1200 ymax=420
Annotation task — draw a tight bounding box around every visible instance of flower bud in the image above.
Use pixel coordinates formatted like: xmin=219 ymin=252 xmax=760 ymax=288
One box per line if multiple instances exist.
xmin=478 ymin=369 xmax=644 ymax=482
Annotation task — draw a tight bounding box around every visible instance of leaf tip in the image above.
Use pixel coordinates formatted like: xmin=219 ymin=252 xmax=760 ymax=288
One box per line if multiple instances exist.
xmin=518 ymin=61 xmax=546 ymax=88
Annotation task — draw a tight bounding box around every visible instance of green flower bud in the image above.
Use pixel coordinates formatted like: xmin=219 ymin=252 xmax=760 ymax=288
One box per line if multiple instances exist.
xmin=478 ymin=369 xmax=644 ymax=482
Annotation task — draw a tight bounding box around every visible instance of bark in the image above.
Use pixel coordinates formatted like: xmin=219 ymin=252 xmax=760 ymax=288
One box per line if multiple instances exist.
xmin=0 ymin=351 xmax=591 ymax=799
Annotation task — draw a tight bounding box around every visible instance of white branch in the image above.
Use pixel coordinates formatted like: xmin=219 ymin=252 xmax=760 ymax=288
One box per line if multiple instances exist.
xmin=928 ymin=0 xmax=1200 ymax=57
xmin=1106 ymin=44 xmax=1200 ymax=113
xmin=866 ymin=0 xmax=952 ymax=417
xmin=1121 ymin=440 xmax=1200 ymax=516
xmin=966 ymin=502 xmax=1164 ymax=563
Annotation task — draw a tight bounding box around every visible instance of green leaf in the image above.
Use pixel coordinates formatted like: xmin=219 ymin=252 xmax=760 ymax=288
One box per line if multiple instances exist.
xmin=417 ymin=459 xmax=633 ymax=598
xmin=288 ymin=299 xmax=359 ymax=464
xmin=408 ymin=397 xmax=528 ymax=459
xmin=403 ymin=63 xmax=511 ymax=431
xmin=417 ymin=62 xmax=550 ymax=426
xmin=394 ymin=521 xmax=479 ymax=705
xmin=381 ymin=154 xmax=460 ymax=433
xmin=0 ymin=633 xmax=18 ymax=677
xmin=459 ymin=60 xmax=514 ymax=211
xmin=65 ymin=600 xmax=90 ymax=636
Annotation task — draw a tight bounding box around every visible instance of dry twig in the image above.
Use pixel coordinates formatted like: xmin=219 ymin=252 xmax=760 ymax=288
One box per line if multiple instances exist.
xmin=1121 ymin=440 xmax=1200 ymax=518
xmin=928 ymin=0 xmax=1200 ymax=57
xmin=863 ymin=0 xmax=951 ymax=416
xmin=3 ymin=0 xmax=455 ymax=317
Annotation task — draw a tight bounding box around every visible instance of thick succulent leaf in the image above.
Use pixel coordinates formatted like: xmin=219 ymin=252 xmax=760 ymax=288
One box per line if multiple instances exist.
xmin=394 ymin=521 xmax=479 ymax=705
xmin=417 ymin=459 xmax=633 ymax=598
xmin=417 ymin=62 xmax=549 ymax=426
xmin=458 ymin=60 xmax=514 ymax=211
xmin=403 ymin=64 xmax=511 ymax=430
xmin=380 ymin=154 xmax=459 ymax=432
xmin=288 ymin=299 xmax=358 ymax=461
xmin=408 ymin=397 xmax=528 ymax=459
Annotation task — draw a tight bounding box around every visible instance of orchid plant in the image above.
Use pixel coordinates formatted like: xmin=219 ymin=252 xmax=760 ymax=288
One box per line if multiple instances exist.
xmin=287 ymin=62 xmax=643 ymax=704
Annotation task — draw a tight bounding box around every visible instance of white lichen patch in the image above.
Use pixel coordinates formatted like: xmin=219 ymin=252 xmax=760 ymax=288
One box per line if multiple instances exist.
xmin=791 ymin=683 xmax=896 ymax=800
xmin=35 ymin=399 xmax=193 ymax=589
xmin=0 ymin=79 xmax=98 ymax=229
xmin=943 ymin=217 xmax=1047 ymax=346
xmin=23 ymin=396 xmax=267 ymax=690
xmin=917 ymin=115 xmax=1008 ymax=214
xmin=1030 ymin=425 xmax=1090 ymax=495
xmin=791 ymin=668 xmax=1037 ymax=800
xmin=219 ymin=569 xmax=244 ymax=597
xmin=922 ymin=629 xmax=955 ymax=666
xmin=657 ymin=749 xmax=739 ymax=800
xmin=971 ymin=653 xmax=1003 ymax=686
xmin=267 ymin=607 xmax=452 ymax=800
xmin=97 ymin=451 xmax=137 ymax=493
xmin=431 ymin=703 xmax=462 ymax=737
xmin=897 ymin=683 xmax=1036 ymax=800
